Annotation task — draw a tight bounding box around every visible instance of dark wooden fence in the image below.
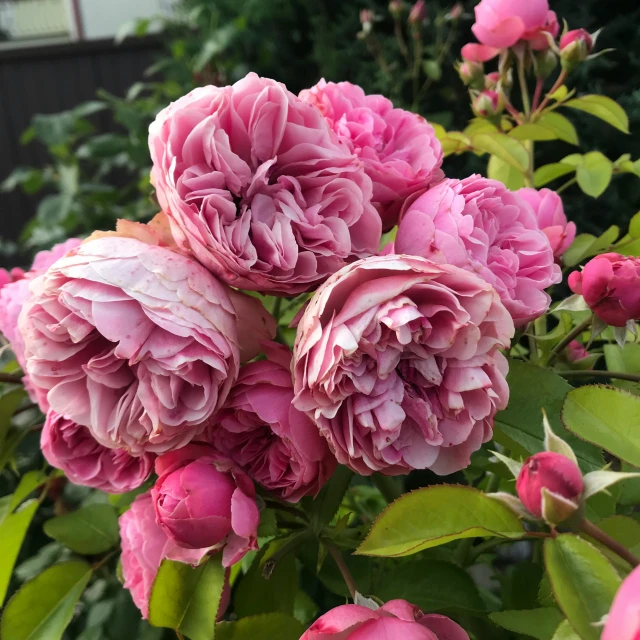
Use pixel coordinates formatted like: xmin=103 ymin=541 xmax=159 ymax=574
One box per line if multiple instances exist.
xmin=0 ymin=36 xmax=163 ymax=243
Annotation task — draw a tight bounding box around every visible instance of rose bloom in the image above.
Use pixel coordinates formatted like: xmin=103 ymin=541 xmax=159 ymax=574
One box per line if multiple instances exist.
xmin=292 ymin=255 xmax=513 ymax=476
xmin=394 ymin=176 xmax=561 ymax=327
xmin=208 ymin=341 xmax=336 ymax=502
xmin=0 ymin=238 xmax=82 ymax=410
xmin=517 ymin=188 xmax=575 ymax=259
xmin=602 ymin=565 xmax=640 ymax=640
xmin=41 ymin=409 xmax=153 ymax=493
xmin=20 ymin=236 xmax=274 ymax=455
xmin=299 ymin=80 xmax=443 ymax=231
xmin=301 ymin=600 xmax=470 ymax=640
xmin=149 ymin=73 xmax=381 ymax=296
xmin=152 ymin=444 xmax=259 ymax=567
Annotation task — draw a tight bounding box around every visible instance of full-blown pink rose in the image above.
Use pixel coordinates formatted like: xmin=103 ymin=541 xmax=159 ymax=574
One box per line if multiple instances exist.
xmin=149 ymin=73 xmax=381 ymax=295
xmin=20 ymin=237 xmax=274 ymax=454
xmin=301 ymin=600 xmax=470 ymax=640
xmin=568 ymin=253 xmax=640 ymax=327
xmin=602 ymin=565 xmax=640 ymax=640
xmin=209 ymin=341 xmax=336 ymax=502
xmin=517 ymin=188 xmax=576 ymax=259
xmin=299 ymin=80 xmax=443 ymax=230
xmin=394 ymin=176 xmax=561 ymax=326
xmin=152 ymin=444 xmax=259 ymax=567
xmin=292 ymin=255 xmax=513 ymax=476
xmin=41 ymin=409 xmax=154 ymax=493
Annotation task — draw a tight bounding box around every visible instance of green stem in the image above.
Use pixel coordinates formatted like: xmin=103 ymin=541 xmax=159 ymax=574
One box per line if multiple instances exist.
xmin=517 ymin=54 xmax=531 ymax=116
xmin=454 ymin=538 xmax=475 ymax=567
xmin=556 ymin=177 xmax=577 ymax=194
xmin=0 ymin=372 xmax=24 ymax=384
xmin=394 ymin=21 xmax=411 ymax=65
xmin=325 ymin=540 xmax=358 ymax=599
xmin=559 ymin=369 xmax=640 ymax=384
xmin=524 ymin=139 xmax=535 ymax=187
xmin=580 ymin=518 xmax=640 ymax=567
xmin=373 ymin=474 xmax=402 ymax=503
xmin=547 ymin=317 xmax=592 ymax=366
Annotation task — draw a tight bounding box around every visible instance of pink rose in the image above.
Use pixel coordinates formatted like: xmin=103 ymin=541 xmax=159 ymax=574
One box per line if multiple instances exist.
xmin=516 ymin=451 xmax=584 ymax=518
xmin=461 ymin=43 xmax=501 ymax=63
xmin=20 ymin=237 xmax=274 ymax=454
xmin=152 ymin=443 xmax=259 ymax=567
xmin=0 ymin=267 xmax=25 ymax=288
xmin=209 ymin=341 xmax=336 ymax=502
xmin=30 ymin=238 xmax=83 ymax=272
xmin=517 ymin=188 xmax=576 ymax=258
xmin=394 ymin=176 xmax=561 ymax=326
xmin=292 ymin=255 xmax=513 ymax=476
xmin=602 ymin=565 xmax=640 ymax=640
xmin=149 ymin=73 xmax=381 ymax=296
xmin=41 ymin=409 xmax=154 ymax=493
xmin=301 ymin=600 xmax=470 ymax=639
xmin=299 ymin=80 xmax=443 ymax=231
xmin=568 ymin=253 xmax=640 ymax=327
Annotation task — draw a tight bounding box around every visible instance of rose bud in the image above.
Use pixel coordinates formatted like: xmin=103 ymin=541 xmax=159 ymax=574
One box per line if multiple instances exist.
xmin=484 ymin=72 xmax=500 ymax=90
xmin=389 ymin=0 xmax=404 ymax=19
xmin=568 ymin=253 xmax=640 ymax=327
xmin=472 ymin=90 xmax=503 ymax=118
xmin=560 ymin=29 xmax=594 ymax=70
xmin=516 ymin=451 xmax=584 ymax=522
xmin=457 ymin=60 xmax=485 ymax=89
xmin=534 ymin=49 xmax=558 ymax=79
xmin=408 ymin=0 xmax=426 ymax=25
xmin=152 ymin=444 xmax=259 ymax=567
xmin=447 ymin=3 xmax=463 ymax=21
xmin=301 ymin=600 xmax=470 ymax=640
xmin=566 ymin=340 xmax=590 ymax=363
xmin=602 ymin=565 xmax=640 ymax=640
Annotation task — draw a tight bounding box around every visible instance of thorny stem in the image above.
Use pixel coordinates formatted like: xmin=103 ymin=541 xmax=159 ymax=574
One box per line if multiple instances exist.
xmin=580 ymin=519 xmax=640 ymax=567
xmin=559 ymin=369 xmax=640 ymax=384
xmin=535 ymin=69 xmax=568 ymax=115
xmin=326 ymin=541 xmax=358 ymax=599
xmin=547 ymin=317 xmax=593 ymax=366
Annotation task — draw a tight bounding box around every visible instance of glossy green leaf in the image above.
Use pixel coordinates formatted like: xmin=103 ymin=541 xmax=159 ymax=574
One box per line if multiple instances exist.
xmin=510 ymin=123 xmax=559 ymax=142
xmin=471 ymin=132 xmax=529 ymax=172
xmin=356 ymin=485 xmax=524 ymax=557
xmin=488 ymin=155 xmax=525 ymax=190
xmin=629 ymin=211 xmax=640 ymax=238
xmin=216 ymin=614 xmax=305 ymax=640
xmin=564 ymin=94 xmax=629 ymax=133
xmin=495 ymin=361 xmax=602 ymax=472
xmin=603 ymin=342 xmax=640 ymax=393
xmin=9 ymin=471 xmax=49 ymax=512
xmin=149 ymin=557 xmax=225 ymax=640
xmin=0 ymin=560 xmax=92 ymax=640
xmin=44 ymin=504 xmax=119 ymax=555
xmin=510 ymin=113 xmax=578 ymax=145
xmin=489 ymin=608 xmax=564 ymax=640
xmin=377 ymin=560 xmax=485 ymax=613
xmin=534 ymin=163 xmax=575 ymax=187
xmin=552 ymin=621 xmax=581 ymax=640
xmin=0 ymin=500 xmax=39 ymax=606
xmin=544 ymin=535 xmax=621 ymax=640
xmin=575 ymin=151 xmax=613 ymax=197
xmin=562 ymin=385 xmax=640 ymax=467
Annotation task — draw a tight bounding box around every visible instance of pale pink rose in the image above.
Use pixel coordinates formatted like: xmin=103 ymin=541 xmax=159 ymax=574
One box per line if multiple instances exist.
xmin=602 ymin=565 xmax=640 ymax=640
xmin=41 ymin=409 xmax=154 ymax=493
xmin=301 ymin=600 xmax=470 ymax=639
xmin=299 ymin=80 xmax=443 ymax=231
xmin=208 ymin=341 xmax=336 ymax=502
xmin=31 ymin=238 xmax=83 ymax=272
xmin=394 ymin=176 xmax=561 ymax=326
xmin=152 ymin=444 xmax=259 ymax=567
xmin=471 ymin=0 xmax=557 ymax=50
xmin=461 ymin=43 xmax=500 ymax=62
xmin=149 ymin=73 xmax=381 ymax=296
xmin=20 ymin=237 xmax=274 ymax=455
xmin=292 ymin=255 xmax=513 ymax=476
xmin=0 ymin=267 xmax=25 ymax=288
xmin=517 ymin=188 xmax=576 ymax=259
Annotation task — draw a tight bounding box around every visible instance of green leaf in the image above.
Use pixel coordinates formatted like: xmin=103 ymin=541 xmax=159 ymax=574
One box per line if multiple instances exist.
xmin=588 ymin=515 xmax=640 ymax=570
xmin=193 ymin=24 xmax=237 ymax=72
xmin=564 ymin=95 xmax=629 ymax=133
xmin=629 ymin=211 xmax=640 ymax=238
xmin=575 ymin=151 xmax=613 ymax=198
xmin=471 ymin=133 xmax=529 ymax=172
xmin=544 ymin=535 xmax=621 ymax=640
xmin=0 ymin=500 xmax=39 ymax=606
xmin=562 ymin=385 xmax=640 ymax=467
xmin=510 ymin=113 xmax=578 ymax=145
xmin=489 ymin=608 xmax=564 ymax=640
xmin=303 ymin=465 xmax=353 ymax=533
xmin=148 ymin=557 xmax=226 ymax=640
xmin=216 ymin=614 xmax=305 ymax=640
xmin=488 ymin=155 xmax=525 ymax=190
xmin=355 ymin=485 xmax=524 ymax=557
xmin=377 ymin=559 xmax=485 ymax=613
xmin=562 ymin=225 xmax=620 ymax=267
xmin=534 ymin=163 xmax=575 ymax=187
xmin=552 ymin=621 xmax=581 ymax=640
xmin=510 ymin=123 xmax=560 ymax=142
xmin=0 ymin=560 xmax=92 ymax=640
xmin=0 ymin=388 xmax=27 ymax=451
xmin=9 ymin=471 xmax=48 ymax=512
xmin=604 ymin=342 xmax=640 ymax=393
xmin=44 ymin=504 xmax=119 ymax=555
xmin=494 ymin=361 xmax=602 ymax=472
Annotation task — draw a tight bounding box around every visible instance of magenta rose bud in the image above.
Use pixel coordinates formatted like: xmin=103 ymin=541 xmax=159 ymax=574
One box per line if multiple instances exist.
xmin=301 ymin=600 xmax=470 ymax=639
xmin=41 ymin=409 xmax=154 ymax=493
xmin=292 ymin=255 xmax=513 ymax=476
xmin=560 ymin=29 xmax=593 ymax=69
xmin=152 ymin=444 xmax=259 ymax=567
xmin=458 ymin=61 xmax=484 ymax=88
xmin=395 ymin=176 xmax=561 ymax=327
xmin=149 ymin=73 xmax=381 ymax=295
xmin=602 ymin=565 xmax=640 ymax=640
xmin=209 ymin=342 xmax=337 ymax=502
xmin=516 ymin=451 xmax=584 ymax=519
xmin=568 ymin=253 xmax=640 ymax=327
xmin=517 ymin=188 xmax=576 ymax=259
xmin=472 ymin=90 xmax=503 ymax=117
xmin=484 ymin=72 xmax=500 ymax=90
xmin=566 ymin=340 xmax=590 ymax=363
xmin=300 ymin=80 xmax=443 ymax=231
xmin=408 ymin=0 xmax=426 ymax=25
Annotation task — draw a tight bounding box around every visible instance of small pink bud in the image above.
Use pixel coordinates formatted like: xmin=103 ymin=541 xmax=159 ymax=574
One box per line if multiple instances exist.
xmin=560 ymin=29 xmax=594 ymax=70
xmin=566 ymin=340 xmax=589 ymax=363
xmin=389 ymin=0 xmax=404 ymax=19
xmin=516 ymin=451 xmax=584 ymax=519
xmin=484 ymin=72 xmax=500 ymax=90
xmin=448 ymin=2 xmax=463 ymax=20
xmin=408 ymin=0 xmax=426 ymax=25
xmin=472 ymin=90 xmax=502 ymax=118
xmin=458 ymin=60 xmax=484 ymax=88
xmin=360 ymin=9 xmax=374 ymax=25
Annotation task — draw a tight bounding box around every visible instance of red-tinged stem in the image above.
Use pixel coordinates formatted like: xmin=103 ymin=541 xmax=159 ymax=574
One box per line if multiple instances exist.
xmin=532 ymin=77 xmax=544 ymax=112
xmin=536 ymin=69 xmax=568 ymax=114
xmin=580 ymin=518 xmax=640 ymax=567
xmin=326 ymin=541 xmax=358 ymax=599
xmin=559 ymin=370 xmax=640 ymax=384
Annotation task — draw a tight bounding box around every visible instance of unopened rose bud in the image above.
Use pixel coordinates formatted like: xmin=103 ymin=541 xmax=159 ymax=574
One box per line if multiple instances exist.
xmin=516 ymin=451 xmax=584 ymax=522
xmin=458 ymin=60 xmax=484 ymax=89
xmin=560 ymin=29 xmax=593 ymax=71
xmin=408 ymin=0 xmax=426 ymax=25
xmin=472 ymin=90 xmax=503 ymax=118
xmin=448 ymin=2 xmax=463 ymax=20
xmin=389 ymin=0 xmax=404 ymax=19
xmin=534 ymin=49 xmax=558 ymax=79
xmin=566 ymin=340 xmax=589 ymax=363
xmin=484 ymin=72 xmax=500 ymax=90
xmin=360 ymin=9 xmax=375 ymax=35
